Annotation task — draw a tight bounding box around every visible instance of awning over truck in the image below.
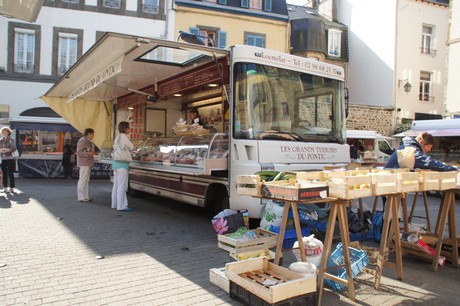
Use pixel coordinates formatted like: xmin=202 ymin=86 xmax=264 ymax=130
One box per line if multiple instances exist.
xmin=41 ymin=32 xmax=229 ymax=148
xmin=393 ymin=119 xmax=460 ymax=138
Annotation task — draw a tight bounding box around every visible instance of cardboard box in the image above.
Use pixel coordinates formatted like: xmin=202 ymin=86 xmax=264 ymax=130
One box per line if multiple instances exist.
xmin=399 ymin=232 xmax=446 ymax=266
xmin=261 ymin=180 xmax=328 ymax=201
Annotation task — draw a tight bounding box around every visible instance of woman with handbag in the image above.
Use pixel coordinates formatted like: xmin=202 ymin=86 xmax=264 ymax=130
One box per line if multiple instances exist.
xmin=111 ymin=121 xmax=135 ymax=211
xmin=0 ymin=127 xmax=18 ymax=193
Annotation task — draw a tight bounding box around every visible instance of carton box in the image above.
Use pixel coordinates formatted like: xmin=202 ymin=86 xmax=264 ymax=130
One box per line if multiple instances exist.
xmin=399 ymin=232 xmax=446 ymax=266
xmin=261 ymin=180 xmax=328 ymax=201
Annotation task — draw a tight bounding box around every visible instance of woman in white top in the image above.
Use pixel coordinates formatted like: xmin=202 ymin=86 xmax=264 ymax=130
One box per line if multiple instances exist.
xmin=111 ymin=121 xmax=134 ymax=211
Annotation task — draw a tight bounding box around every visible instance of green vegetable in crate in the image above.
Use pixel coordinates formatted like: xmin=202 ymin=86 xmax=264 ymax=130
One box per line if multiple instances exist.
xmin=255 ymin=170 xmax=279 ymax=181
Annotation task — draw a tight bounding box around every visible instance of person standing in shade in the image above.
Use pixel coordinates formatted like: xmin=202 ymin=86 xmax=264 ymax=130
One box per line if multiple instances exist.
xmin=76 ymin=128 xmax=95 ymax=202
xmin=188 ymin=108 xmax=206 ymax=127
xmin=112 ymin=121 xmax=134 ymax=211
xmin=0 ymin=127 xmax=18 ymax=193
xmin=62 ymin=139 xmax=74 ymax=179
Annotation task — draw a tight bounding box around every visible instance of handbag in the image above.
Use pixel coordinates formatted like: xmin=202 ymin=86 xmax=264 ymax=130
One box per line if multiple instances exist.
xmin=111 ymin=136 xmax=132 ymax=162
xmin=211 ymin=209 xmax=248 ymax=235
xmin=11 ymin=150 xmax=19 ymax=159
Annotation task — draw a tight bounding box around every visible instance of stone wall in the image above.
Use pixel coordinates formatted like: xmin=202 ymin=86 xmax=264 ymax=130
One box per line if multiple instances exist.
xmin=346 ymin=105 xmax=395 ymax=136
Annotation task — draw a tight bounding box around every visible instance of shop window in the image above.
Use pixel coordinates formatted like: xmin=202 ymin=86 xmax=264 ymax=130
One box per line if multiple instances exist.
xmin=57 ymin=33 xmax=78 ymax=76
xmin=249 ymin=0 xmax=262 ymax=10
xmin=264 ymin=0 xmax=272 ymax=12
xmin=103 ymin=0 xmax=121 ymax=9
xmin=53 ymin=28 xmax=82 ymax=77
xmin=245 ymin=32 xmax=265 ymax=48
xmin=421 ymin=24 xmax=436 ymax=56
xmin=327 ymin=29 xmax=341 ymax=57
xmin=419 ymin=71 xmax=433 ymax=102
xmin=142 ymin=0 xmax=159 ymax=14
xmin=14 ymin=28 xmax=36 ymax=73
xmin=189 ymin=27 xmax=226 ymax=48
xmin=0 ymin=105 xmax=9 ymax=119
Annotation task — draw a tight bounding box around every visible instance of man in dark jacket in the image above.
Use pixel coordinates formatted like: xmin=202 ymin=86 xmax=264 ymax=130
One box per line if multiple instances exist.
xmin=385 ymin=132 xmax=457 ymax=171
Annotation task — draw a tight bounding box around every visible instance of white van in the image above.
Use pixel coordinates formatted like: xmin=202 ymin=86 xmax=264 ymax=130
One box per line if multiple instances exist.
xmin=346 ymin=130 xmax=395 ymax=166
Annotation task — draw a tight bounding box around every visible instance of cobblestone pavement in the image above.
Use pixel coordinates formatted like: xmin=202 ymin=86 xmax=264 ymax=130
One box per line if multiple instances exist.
xmin=0 ymin=178 xmax=459 ymax=305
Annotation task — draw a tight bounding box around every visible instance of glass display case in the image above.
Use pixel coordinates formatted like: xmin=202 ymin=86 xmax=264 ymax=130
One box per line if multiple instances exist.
xmin=133 ymin=133 xmax=228 ymax=174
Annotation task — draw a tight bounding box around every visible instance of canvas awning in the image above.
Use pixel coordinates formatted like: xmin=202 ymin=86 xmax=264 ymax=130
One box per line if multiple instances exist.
xmin=41 ymin=32 xmax=229 ymax=148
xmin=0 ymin=0 xmax=44 ymax=22
xmin=9 ymin=116 xmax=77 ymax=133
xmin=393 ymin=119 xmax=460 ymax=138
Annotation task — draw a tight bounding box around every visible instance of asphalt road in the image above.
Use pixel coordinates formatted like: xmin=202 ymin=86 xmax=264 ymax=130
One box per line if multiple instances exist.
xmin=1 ymin=178 xmax=459 ymax=305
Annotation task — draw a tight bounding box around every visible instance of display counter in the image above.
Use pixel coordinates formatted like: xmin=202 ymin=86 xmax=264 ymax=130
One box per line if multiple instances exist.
xmin=18 ymin=153 xmax=111 ymax=179
xmin=132 ymin=133 xmax=228 ymax=175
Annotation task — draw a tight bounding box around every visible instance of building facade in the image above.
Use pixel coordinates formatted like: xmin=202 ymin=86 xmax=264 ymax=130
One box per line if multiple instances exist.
xmin=309 ymin=0 xmax=450 ymax=135
xmin=0 ymin=0 xmax=170 ymax=120
xmin=174 ymin=0 xmax=289 ymax=52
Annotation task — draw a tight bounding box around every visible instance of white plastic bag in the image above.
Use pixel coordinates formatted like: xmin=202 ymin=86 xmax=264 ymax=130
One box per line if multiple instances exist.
xmin=259 ymin=200 xmax=284 ymax=230
xmin=292 ymin=234 xmax=324 ymax=267
xmin=397 ymin=146 xmax=416 ymax=169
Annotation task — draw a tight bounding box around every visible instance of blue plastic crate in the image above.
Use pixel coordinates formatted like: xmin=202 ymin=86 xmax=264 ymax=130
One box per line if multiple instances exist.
xmin=349 ymin=230 xmax=374 ymax=242
xmin=288 ymin=209 xmax=327 ymax=232
xmin=269 ymin=224 xmax=310 ymax=249
xmin=324 ymin=242 xmax=369 ymax=291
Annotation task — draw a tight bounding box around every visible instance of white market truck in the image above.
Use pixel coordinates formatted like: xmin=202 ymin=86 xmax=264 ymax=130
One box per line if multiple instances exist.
xmin=43 ymin=32 xmax=350 ymax=218
xmin=346 ymin=130 xmax=395 ymax=166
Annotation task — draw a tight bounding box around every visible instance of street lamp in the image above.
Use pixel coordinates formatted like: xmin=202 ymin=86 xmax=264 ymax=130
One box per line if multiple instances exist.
xmin=398 ymin=79 xmax=412 ymax=93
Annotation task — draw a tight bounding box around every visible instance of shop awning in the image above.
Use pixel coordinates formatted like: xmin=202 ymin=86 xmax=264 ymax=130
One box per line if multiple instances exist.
xmin=394 ymin=129 xmax=460 ymax=137
xmin=9 ymin=116 xmax=78 ymax=133
xmin=0 ymin=0 xmax=44 ymax=22
xmin=393 ymin=119 xmax=460 ymax=138
xmin=41 ymin=32 xmax=229 ymax=148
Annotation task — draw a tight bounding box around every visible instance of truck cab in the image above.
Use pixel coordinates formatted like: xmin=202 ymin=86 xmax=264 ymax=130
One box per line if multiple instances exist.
xmin=346 ymin=130 xmax=395 ymax=166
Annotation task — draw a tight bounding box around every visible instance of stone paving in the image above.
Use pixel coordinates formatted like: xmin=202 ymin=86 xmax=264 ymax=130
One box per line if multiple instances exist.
xmin=0 ymin=178 xmax=459 ymax=305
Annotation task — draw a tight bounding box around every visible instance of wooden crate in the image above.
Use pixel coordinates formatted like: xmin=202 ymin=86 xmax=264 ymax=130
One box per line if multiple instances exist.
xmin=261 ymin=179 xmax=328 ymax=201
xmin=371 ymin=172 xmax=398 ymax=195
xmin=396 ymin=172 xmax=420 ymax=193
xmin=288 ymin=171 xmax=326 ymax=182
xmin=225 ymin=257 xmax=316 ymax=304
xmin=328 ymin=174 xmax=372 ymax=199
xmin=236 ymin=175 xmax=262 ymax=197
xmin=209 ymin=267 xmax=229 ymax=293
xmin=417 ymin=171 xmax=441 ymax=191
xmin=438 ymin=171 xmax=457 ymax=190
xmin=229 ymin=247 xmax=278 ymax=262
xmin=218 ymin=228 xmax=278 ymax=254
xmin=417 ymin=171 xmax=458 ymax=191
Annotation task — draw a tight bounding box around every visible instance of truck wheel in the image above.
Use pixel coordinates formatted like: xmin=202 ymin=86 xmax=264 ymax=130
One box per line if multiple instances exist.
xmin=212 ymin=187 xmax=229 ymax=215
xmin=127 ymin=185 xmax=141 ymax=197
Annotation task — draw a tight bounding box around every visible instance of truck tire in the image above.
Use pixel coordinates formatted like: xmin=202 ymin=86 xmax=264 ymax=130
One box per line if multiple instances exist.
xmin=127 ymin=184 xmax=141 ymax=198
xmin=209 ymin=185 xmax=229 ymax=215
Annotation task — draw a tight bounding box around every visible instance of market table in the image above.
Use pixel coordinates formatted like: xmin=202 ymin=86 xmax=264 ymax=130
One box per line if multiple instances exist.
xmin=400 ymin=188 xmax=459 ymax=271
xmin=266 ymin=193 xmax=404 ymax=305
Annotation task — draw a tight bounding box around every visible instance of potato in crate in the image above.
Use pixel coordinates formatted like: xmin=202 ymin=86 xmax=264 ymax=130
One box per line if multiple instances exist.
xmin=370 ymin=171 xmax=398 ymax=195
xmin=327 ymin=171 xmax=372 ymax=199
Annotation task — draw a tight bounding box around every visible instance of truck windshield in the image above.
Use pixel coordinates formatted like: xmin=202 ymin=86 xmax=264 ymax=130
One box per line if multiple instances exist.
xmin=232 ymin=62 xmax=345 ymax=143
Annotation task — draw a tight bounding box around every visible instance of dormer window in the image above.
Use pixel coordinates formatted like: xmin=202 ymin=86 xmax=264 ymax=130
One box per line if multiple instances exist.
xmin=327 ymin=29 xmax=342 ymax=57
